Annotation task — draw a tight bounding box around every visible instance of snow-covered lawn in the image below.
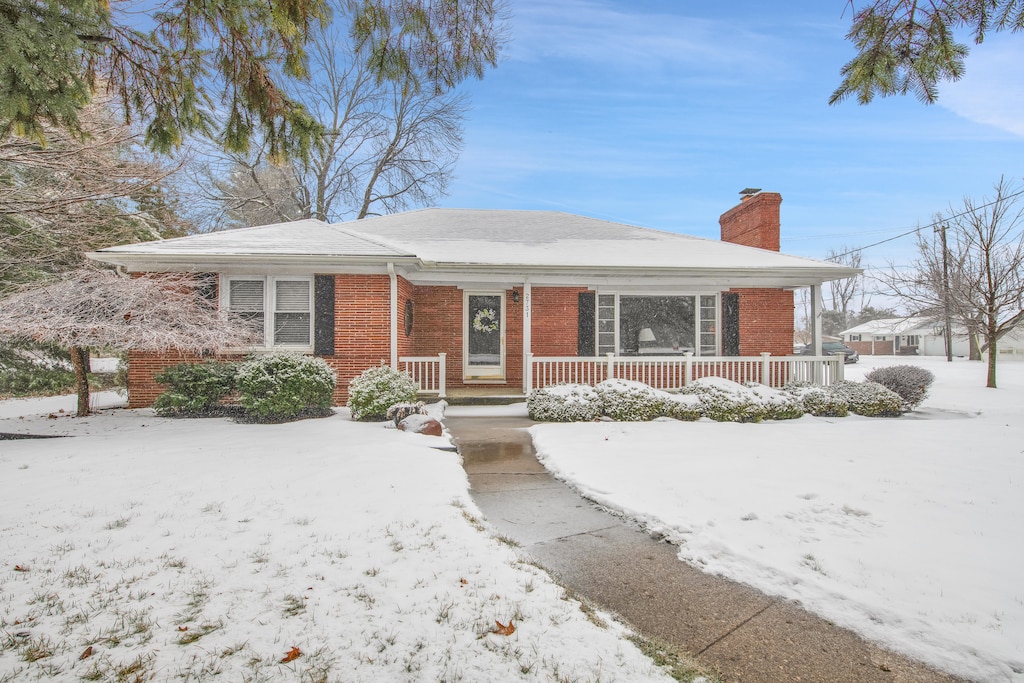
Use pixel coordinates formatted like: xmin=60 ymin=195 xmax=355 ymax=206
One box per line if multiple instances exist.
xmin=531 ymin=356 xmax=1024 ymax=683
xmin=0 ymin=395 xmax=674 ymax=682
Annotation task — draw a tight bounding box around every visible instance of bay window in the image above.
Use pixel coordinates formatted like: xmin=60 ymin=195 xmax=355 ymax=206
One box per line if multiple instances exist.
xmin=595 ymin=293 xmax=718 ymax=356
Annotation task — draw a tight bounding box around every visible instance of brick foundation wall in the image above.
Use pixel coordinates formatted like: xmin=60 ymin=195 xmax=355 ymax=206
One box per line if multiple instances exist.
xmin=127 ymin=350 xmax=220 ymax=408
xmin=730 ymin=288 xmax=795 ymax=357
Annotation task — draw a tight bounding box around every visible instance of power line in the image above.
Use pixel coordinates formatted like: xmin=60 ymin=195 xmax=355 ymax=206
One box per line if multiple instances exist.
xmin=822 ymin=187 xmax=1024 ymax=261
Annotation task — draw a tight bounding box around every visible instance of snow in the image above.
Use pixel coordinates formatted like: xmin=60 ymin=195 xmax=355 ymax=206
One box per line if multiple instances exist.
xmin=531 ymin=356 xmax=1024 ymax=682
xmin=0 ymin=395 xmax=672 ymax=681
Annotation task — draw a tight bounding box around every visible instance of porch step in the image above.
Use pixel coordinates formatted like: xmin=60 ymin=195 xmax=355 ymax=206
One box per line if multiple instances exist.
xmin=439 ymin=388 xmax=527 ymax=406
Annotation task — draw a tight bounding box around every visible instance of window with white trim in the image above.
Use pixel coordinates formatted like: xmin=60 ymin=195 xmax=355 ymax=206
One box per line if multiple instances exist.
xmin=595 ymin=293 xmax=718 ymax=356
xmin=223 ymin=276 xmax=313 ymax=349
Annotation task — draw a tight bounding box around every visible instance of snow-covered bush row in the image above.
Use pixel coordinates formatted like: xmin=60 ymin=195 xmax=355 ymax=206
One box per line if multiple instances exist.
xmin=153 ymin=361 xmax=238 ymax=416
xmin=527 ymin=383 xmax=603 ymax=422
xmin=679 ymin=377 xmax=767 ymax=423
xmin=596 ymin=378 xmax=668 ymax=421
xmin=347 ymin=363 xmax=418 ymax=421
xmin=236 ymin=352 xmax=336 ymax=422
xmin=746 ymin=382 xmax=805 ymax=420
xmin=828 ymin=380 xmax=905 ymax=417
xmin=528 ymin=375 xmax=911 ymax=422
xmin=864 ymin=364 xmax=935 ymax=410
xmin=797 ymin=388 xmax=850 ymax=417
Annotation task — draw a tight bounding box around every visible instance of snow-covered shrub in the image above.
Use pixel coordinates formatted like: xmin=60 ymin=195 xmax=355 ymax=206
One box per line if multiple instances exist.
xmin=0 ymin=343 xmax=75 ymax=397
xmin=799 ymin=388 xmax=849 ymax=417
xmin=236 ymin=353 xmax=336 ymax=422
xmin=864 ymin=364 xmax=934 ymax=410
xmin=661 ymin=393 xmax=703 ymax=421
xmin=347 ymin=363 xmax=418 ymax=421
xmin=595 ymin=379 xmax=666 ymax=422
xmin=527 ymin=384 xmax=602 ymax=422
xmin=387 ymin=401 xmax=426 ymax=426
xmin=746 ymin=383 xmax=805 ymax=420
xmin=829 ymin=380 xmax=904 ymax=417
xmin=153 ymin=361 xmax=238 ymax=416
xmin=681 ymin=377 xmax=766 ymax=423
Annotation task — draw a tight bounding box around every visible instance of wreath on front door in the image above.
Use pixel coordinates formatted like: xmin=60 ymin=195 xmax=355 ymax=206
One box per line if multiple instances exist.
xmin=472 ymin=308 xmax=499 ymax=333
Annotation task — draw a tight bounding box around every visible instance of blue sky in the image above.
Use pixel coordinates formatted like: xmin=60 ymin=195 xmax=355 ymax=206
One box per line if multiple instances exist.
xmin=437 ymin=0 xmax=1024 ymax=280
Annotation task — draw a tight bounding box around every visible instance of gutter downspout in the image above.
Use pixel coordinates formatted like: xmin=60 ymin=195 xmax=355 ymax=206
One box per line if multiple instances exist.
xmin=388 ymin=263 xmax=398 ymax=368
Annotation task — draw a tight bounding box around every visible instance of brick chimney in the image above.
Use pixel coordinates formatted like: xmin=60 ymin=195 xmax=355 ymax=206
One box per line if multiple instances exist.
xmin=719 ymin=191 xmax=782 ymax=251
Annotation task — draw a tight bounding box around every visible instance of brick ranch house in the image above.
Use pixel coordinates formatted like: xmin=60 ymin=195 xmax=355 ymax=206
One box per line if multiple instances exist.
xmin=88 ymin=191 xmax=859 ymax=407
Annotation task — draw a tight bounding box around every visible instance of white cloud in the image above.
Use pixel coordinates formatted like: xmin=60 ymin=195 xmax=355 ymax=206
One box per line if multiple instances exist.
xmin=507 ymin=0 xmax=788 ymax=78
xmin=940 ymin=36 xmax=1024 ymax=138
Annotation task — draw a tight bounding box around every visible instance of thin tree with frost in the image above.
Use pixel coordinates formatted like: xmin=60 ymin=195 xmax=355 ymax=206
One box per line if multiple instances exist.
xmin=0 ymin=270 xmax=258 ymax=416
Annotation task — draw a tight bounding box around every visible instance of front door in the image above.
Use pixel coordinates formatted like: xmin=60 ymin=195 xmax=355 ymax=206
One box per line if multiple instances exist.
xmin=465 ymin=292 xmax=505 ymax=381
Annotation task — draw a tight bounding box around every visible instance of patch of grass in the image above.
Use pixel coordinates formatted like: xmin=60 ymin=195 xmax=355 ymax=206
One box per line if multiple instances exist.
xmin=104 ymin=516 xmax=131 ymax=530
xmin=282 ymin=594 xmax=306 ymax=617
xmin=178 ymin=621 xmax=223 ymax=645
xmin=627 ymin=633 xmax=722 ymax=683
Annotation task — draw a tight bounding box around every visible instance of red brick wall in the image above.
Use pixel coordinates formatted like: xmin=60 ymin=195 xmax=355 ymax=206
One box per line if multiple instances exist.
xmin=846 ymin=340 xmax=893 ymax=355
xmin=719 ymin=192 xmax=782 ymax=251
xmin=531 ymin=287 xmax=587 ymax=356
xmin=720 ymin=193 xmax=793 ymax=353
xmin=730 ymin=288 xmax=795 ymax=357
xmin=397 ymin=276 xmax=414 ymax=359
xmin=323 ymin=274 xmax=391 ymax=404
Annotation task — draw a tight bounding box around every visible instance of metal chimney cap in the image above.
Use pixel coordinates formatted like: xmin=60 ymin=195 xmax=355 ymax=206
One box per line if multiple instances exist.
xmin=739 ymin=187 xmax=762 ymax=196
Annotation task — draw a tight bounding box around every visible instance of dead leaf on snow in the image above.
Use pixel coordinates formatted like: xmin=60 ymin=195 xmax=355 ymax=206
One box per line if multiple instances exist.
xmin=79 ymin=646 xmax=94 ymax=660
xmin=281 ymin=647 xmax=301 ymax=663
xmin=493 ymin=620 xmax=515 ymax=636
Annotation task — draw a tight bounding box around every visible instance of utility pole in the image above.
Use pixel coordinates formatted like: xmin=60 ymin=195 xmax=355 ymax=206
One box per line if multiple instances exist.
xmin=935 ymin=223 xmax=954 ymax=362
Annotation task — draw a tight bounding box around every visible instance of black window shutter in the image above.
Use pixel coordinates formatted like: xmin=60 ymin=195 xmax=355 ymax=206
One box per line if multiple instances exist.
xmin=722 ymin=292 xmax=740 ymax=356
xmin=314 ymin=275 xmax=336 ymax=356
xmin=195 ymin=273 xmax=218 ymax=302
xmin=577 ymin=292 xmax=596 ymax=356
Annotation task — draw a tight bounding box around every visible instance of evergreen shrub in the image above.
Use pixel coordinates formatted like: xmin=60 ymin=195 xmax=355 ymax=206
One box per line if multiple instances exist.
xmin=661 ymin=393 xmax=703 ymax=421
xmin=0 ymin=344 xmax=75 ymax=397
xmin=864 ymin=364 xmax=934 ymax=409
xmin=681 ymin=377 xmax=766 ymax=423
xmin=595 ymin=379 xmax=666 ymax=421
xmin=746 ymin=383 xmax=805 ymax=420
xmin=799 ymin=388 xmax=849 ymax=417
xmin=527 ymin=384 xmax=603 ymax=422
xmin=347 ymin=363 xmax=417 ymax=421
xmin=237 ymin=353 xmax=336 ymax=422
xmin=829 ymin=380 xmax=904 ymax=417
xmin=153 ymin=361 xmax=238 ymax=416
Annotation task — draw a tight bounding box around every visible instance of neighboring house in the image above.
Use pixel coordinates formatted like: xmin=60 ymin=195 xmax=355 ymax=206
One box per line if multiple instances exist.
xmin=89 ymin=192 xmax=859 ymax=406
xmin=840 ymin=317 xmax=971 ymax=357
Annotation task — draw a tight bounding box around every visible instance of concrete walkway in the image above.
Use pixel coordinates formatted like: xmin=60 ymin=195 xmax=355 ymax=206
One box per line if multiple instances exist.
xmin=445 ymin=415 xmax=967 ymax=683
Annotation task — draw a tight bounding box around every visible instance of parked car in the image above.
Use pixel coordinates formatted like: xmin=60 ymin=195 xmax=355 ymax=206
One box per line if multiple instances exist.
xmin=798 ymin=341 xmax=859 ymax=363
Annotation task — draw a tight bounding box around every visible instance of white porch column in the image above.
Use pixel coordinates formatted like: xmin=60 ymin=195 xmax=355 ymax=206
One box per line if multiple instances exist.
xmin=522 ymin=279 xmax=532 ymax=394
xmin=810 ymin=284 xmax=823 ymax=384
xmin=387 ymin=263 xmax=398 ymax=368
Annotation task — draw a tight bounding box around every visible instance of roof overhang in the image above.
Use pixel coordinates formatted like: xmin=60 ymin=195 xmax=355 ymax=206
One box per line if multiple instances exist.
xmin=87 ymin=250 xmax=860 ymax=289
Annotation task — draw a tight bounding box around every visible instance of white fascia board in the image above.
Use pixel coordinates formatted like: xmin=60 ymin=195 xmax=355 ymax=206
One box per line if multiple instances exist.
xmin=402 ymin=265 xmax=861 ymax=289
xmin=85 ymin=252 xmax=421 ymax=275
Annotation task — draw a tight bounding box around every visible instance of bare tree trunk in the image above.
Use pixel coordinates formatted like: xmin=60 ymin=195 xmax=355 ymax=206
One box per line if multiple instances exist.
xmin=987 ymin=317 xmax=998 ymax=388
xmin=70 ymin=345 xmax=90 ymax=417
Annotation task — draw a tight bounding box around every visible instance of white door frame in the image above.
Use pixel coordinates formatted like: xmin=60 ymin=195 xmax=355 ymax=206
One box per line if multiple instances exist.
xmin=463 ymin=290 xmax=506 ymax=382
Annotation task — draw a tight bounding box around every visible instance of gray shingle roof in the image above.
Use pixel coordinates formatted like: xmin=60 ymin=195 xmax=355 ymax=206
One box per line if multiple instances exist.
xmin=90 ymin=208 xmax=860 ymax=282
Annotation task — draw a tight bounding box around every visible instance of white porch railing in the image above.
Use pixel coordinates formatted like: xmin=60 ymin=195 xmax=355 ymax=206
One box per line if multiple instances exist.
xmin=526 ymin=352 xmax=843 ymax=393
xmin=399 ymin=353 xmax=446 ymax=398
